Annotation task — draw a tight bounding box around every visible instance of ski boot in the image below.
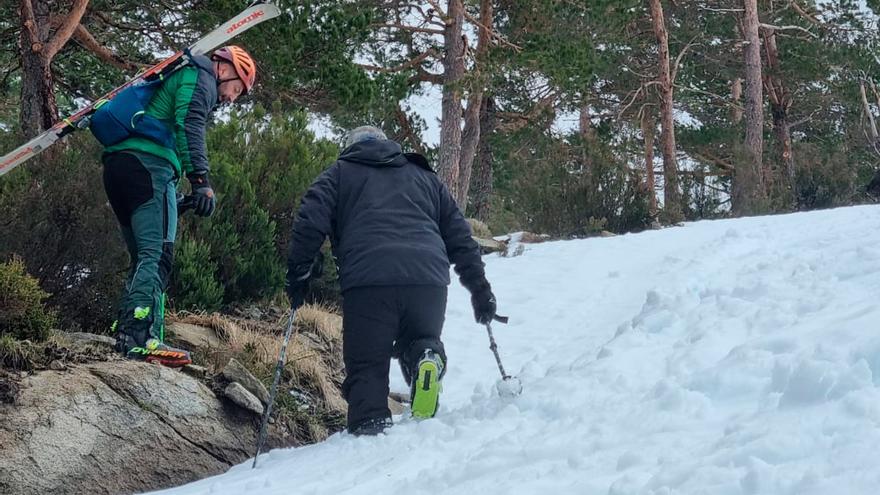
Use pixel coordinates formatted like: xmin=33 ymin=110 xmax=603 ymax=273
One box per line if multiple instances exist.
xmin=410 ymin=350 xmax=444 ymax=419
xmin=114 ymin=304 xmax=191 ymax=368
xmin=349 ymin=417 xmax=394 ymax=436
xmin=127 ymin=338 xmax=192 ymax=368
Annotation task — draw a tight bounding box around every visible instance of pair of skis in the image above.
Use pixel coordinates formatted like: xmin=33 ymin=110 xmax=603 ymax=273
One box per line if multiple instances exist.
xmin=0 ymin=2 xmax=282 ymax=177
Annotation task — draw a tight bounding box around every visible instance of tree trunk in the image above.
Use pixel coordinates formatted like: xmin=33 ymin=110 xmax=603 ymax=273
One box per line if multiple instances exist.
xmin=469 ymin=96 xmax=495 ymax=222
xmin=579 ymin=100 xmax=596 ymax=142
xmin=735 ymin=0 xmax=765 ymax=216
xmin=457 ymin=0 xmax=493 ymax=209
xmin=19 ymin=0 xmax=57 ymax=138
xmin=762 ymin=26 xmax=794 ymax=209
xmin=641 ymin=108 xmax=658 ymax=217
xmin=437 ymin=0 xmax=466 ymax=202
xmin=648 ymin=0 xmax=681 ymax=222
xmin=860 ymin=80 xmax=879 ymax=145
xmin=731 ymin=78 xmax=743 ymax=124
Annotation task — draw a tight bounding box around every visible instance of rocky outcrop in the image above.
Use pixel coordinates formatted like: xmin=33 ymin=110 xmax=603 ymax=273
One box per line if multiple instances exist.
xmin=166 ymin=321 xmax=223 ymax=349
xmin=0 ymin=360 xmax=257 ymax=495
xmin=221 ymin=358 xmax=270 ymax=405
xmin=474 ymin=237 xmax=507 ymax=255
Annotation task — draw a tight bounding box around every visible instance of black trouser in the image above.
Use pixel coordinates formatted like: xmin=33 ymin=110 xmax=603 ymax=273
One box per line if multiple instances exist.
xmin=341 ymin=285 xmax=448 ymax=429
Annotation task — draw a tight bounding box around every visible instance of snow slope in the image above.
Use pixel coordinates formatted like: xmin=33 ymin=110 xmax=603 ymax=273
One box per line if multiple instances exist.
xmin=150 ymin=206 xmax=880 ymax=495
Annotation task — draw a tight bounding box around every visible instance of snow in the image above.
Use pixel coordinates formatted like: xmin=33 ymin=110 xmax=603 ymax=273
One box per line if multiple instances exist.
xmin=149 ymin=205 xmax=880 ymax=494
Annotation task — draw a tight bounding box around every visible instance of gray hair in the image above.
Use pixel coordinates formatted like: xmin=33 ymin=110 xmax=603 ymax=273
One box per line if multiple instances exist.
xmin=344 ymin=126 xmax=387 ymax=148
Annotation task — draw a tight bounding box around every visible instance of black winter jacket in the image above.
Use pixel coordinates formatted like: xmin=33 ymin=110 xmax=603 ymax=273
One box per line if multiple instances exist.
xmin=286 ymin=139 xmax=488 ymax=294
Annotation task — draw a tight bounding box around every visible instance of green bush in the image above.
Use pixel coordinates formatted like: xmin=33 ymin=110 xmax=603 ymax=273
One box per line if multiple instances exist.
xmin=172 ymin=239 xmax=224 ymax=311
xmin=0 ymin=133 xmax=127 ymax=333
xmin=171 ymin=105 xmax=340 ymax=310
xmin=0 ymin=257 xmax=57 ymax=341
xmin=493 ymin=130 xmax=651 ymax=237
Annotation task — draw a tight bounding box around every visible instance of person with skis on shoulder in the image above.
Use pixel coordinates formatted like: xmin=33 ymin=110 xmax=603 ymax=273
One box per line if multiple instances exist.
xmin=285 ymin=126 xmax=499 ymax=435
xmin=97 ymin=45 xmax=257 ymax=367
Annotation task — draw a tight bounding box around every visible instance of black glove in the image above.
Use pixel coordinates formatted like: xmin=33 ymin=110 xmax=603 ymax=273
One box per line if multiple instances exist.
xmin=471 ymin=287 xmax=497 ymax=324
xmin=188 ymin=173 xmax=216 ymax=217
xmin=286 ymin=281 xmax=306 ymax=311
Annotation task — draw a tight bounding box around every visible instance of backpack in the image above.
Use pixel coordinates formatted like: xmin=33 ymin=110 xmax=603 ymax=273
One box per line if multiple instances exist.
xmin=89 ymin=75 xmax=175 ymax=148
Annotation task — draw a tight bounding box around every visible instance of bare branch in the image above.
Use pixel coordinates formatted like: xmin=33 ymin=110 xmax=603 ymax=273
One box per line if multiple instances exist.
xmin=409 ymin=4 xmax=446 ymax=27
xmin=44 ymin=0 xmax=90 ymax=60
xmin=372 ymin=22 xmax=445 ymax=35
xmin=788 ymin=0 xmax=822 ymax=27
xmin=671 ymin=36 xmax=699 ymax=83
xmin=675 ymin=84 xmax=744 ymax=111
xmin=462 ymin=10 xmax=522 ymax=51
xmin=425 ymin=0 xmax=447 ymax=21
xmin=357 ymin=49 xmax=439 ymax=74
xmin=72 ymin=25 xmax=139 ymax=71
xmin=789 ymin=115 xmax=813 ymax=128
xmin=409 ymin=68 xmax=444 ymax=85
xmin=699 ymin=7 xmax=744 ymax=13
xmin=496 ymin=93 xmax=558 ymax=132
xmin=395 ymin=106 xmax=426 ymax=155
xmin=691 ymin=151 xmax=735 ymax=171
xmin=758 ymin=22 xmax=817 ymax=39
xmin=21 ymin=0 xmax=41 ymax=51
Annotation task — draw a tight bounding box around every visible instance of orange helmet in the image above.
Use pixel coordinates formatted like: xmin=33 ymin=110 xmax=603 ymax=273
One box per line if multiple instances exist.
xmin=212 ymin=45 xmax=256 ymax=94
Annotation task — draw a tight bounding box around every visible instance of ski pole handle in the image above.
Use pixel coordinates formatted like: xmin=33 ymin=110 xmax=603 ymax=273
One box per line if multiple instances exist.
xmin=176 ymin=194 xmax=195 ymax=215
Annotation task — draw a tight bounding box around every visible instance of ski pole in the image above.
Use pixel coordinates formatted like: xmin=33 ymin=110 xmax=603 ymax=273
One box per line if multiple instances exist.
xmin=252 ymin=307 xmax=297 ymax=469
xmin=485 ymin=314 xmax=511 ymax=379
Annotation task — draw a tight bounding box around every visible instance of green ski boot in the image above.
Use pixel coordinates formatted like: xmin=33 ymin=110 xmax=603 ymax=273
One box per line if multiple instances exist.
xmin=410 ymin=350 xmax=443 ymax=419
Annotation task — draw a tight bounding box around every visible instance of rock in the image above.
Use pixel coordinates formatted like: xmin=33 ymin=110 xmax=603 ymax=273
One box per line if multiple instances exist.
xmin=388 ymin=396 xmax=406 ymax=415
xmin=65 ymin=332 xmax=116 ymax=348
xmin=388 ymin=391 xmax=410 ymax=404
xmin=221 ymin=358 xmax=270 ymax=405
xmin=48 ymin=360 xmax=65 ymax=371
xmin=0 ymin=360 xmax=256 ymax=495
xmin=466 ymin=218 xmax=493 ymax=238
xmin=224 ymin=382 xmax=264 ymax=415
xmin=599 ymin=230 xmax=617 ymax=238
xmin=474 ymin=237 xmax=507 ymax=255
xmin=239 ymin=306 xmax=263 ymax=320
xmin=166 ymin=322 xmax=222 ymax=350
xmin=519 ymin=232 xmax=550 ymax=244
xmin=181 ymin=364 xmax=207 ymax=380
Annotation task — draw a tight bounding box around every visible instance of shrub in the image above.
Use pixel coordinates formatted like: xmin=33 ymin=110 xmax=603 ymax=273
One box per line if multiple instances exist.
xmin=0 ymin=257 xmax=57 ymax=341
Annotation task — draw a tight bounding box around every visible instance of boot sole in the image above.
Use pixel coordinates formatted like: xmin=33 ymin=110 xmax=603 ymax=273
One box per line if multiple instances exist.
xmin=411 ymin=360 xmax=441 ymax=419
xmin=127 ymin=349 xmax=192 ymax=368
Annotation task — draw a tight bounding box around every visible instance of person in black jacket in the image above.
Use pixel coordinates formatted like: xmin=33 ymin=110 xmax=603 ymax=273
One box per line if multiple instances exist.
xmin=286 ymin=126 xmax=498 ymax=435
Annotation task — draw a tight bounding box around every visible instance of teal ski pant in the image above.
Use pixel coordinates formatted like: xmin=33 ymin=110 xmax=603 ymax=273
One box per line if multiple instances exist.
xmin=102 ymin=151 xmax=177 ymax=343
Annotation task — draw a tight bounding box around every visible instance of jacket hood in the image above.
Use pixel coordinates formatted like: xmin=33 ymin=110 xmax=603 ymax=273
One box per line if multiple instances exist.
xmin=339 ymin=139 xmax=406 ymax=167
xmin=190 ymin=54 xmax=216 ymax=78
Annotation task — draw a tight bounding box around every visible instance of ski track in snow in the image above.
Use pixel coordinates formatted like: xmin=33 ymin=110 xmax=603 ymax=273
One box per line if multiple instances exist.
xmin=149 ymin=206 xmax=880 ymax=495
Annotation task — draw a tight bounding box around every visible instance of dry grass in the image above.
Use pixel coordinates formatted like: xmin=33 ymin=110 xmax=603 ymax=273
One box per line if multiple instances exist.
xmin=168 ymin=303 xmax=346 ymax=415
